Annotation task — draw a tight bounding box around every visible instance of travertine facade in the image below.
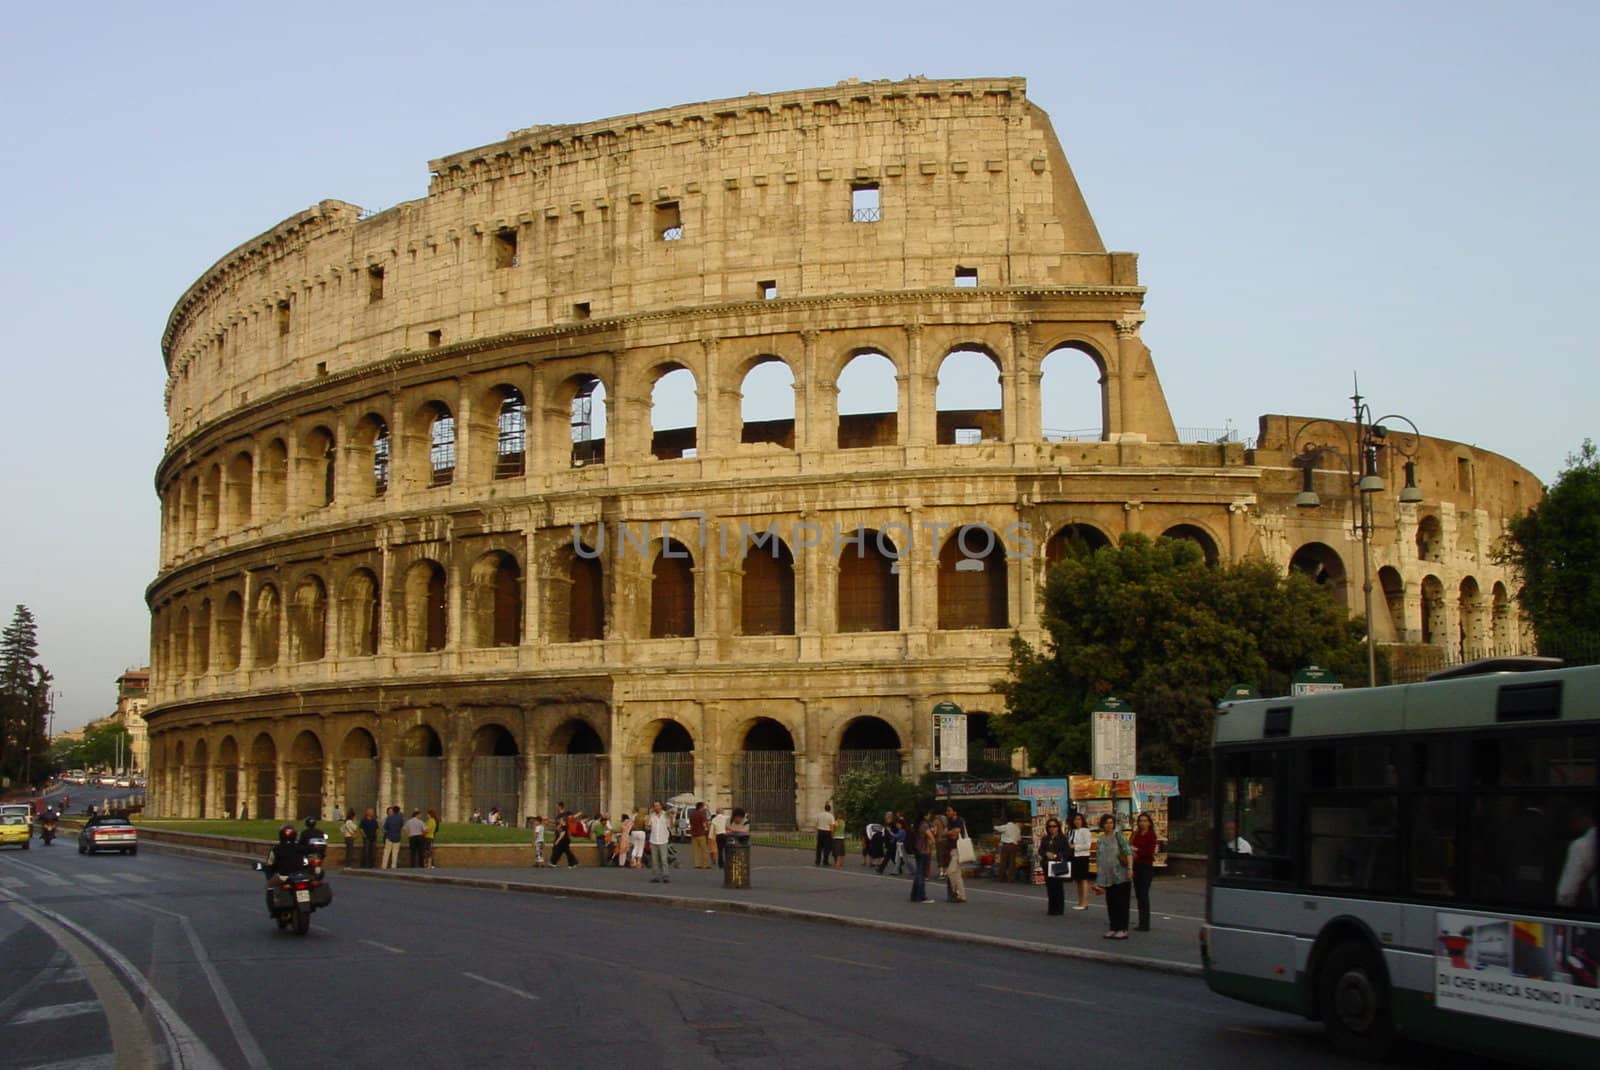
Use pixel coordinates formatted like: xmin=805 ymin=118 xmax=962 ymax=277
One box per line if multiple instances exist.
xmin=145 ymin=77 xmax=1537 ymax=825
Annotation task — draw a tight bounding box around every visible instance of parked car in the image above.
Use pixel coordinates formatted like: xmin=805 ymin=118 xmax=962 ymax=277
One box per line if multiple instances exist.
xmin=115 ymin=777 xmax=132 ymax=788
xmin=96 ymin=774 xmax=118 ymax=787
xmin=0 ymin=813 xmax=30 ymax=850
xmin=78 ymin=816 xmax=138 ymax=855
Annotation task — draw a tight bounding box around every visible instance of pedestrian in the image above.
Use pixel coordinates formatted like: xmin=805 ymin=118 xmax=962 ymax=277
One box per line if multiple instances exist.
xmin=381 ymin=805 xmax=404 ymax=869
xmin=864 ymin=815 xmax=886 ymax=870
xmin=1093 ymin=813 xmax=1133 ymax=939
xmin=709 ymin=807 xmax=729 ymax=867
xmin=424 ymin=808 xmax=440 ymax=869
xmin=404 ymin=809 xmax=427 ymax=868
xmin=629 ymin=809 xmax=648 ymax=867
xmin=531 ymin=815 xmax=546 ymax=867
xmin=1068 ymin=811 xmax=1093 ymax=910
xmin=889 ymin=816 xmax=909 ymax=875
xmin=831 ymin=816 xmax=847 ymax=868
xmin=1131 ymin=812 xmax=1160 ymax=931
xmin=647 ymin=801 xmax=672 ymax=883
xmin=1037 ymin=817 xmax=1070 ymax=915
xmin=550 ymin=810 xmax=579 ymax=868
xmin=941 ymin=805 xmax=968 ymax=902
xmin=689 ymin=802 xmax=711 ymax=868
xmin=592 ymin=814 xmax=612 ymax=866
xmin=814 ymin=802 xmax=836 ymax=866
xmin=339 ymin=808 xmax=359 ymax=868
xmin=615 ymin=811 xmax=633 ymax=866
xmin=910 ymin=811 xmax=935 ymax=904
xmin=359 ymin=807 xmax=379 ymax=868
xmin=995 ymin=813 xmax=1021 ymax=882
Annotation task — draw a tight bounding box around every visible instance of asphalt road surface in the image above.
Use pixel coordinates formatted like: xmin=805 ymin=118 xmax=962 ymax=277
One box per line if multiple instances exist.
xmin=0 ymin=846 xmax=1519 ymax=1070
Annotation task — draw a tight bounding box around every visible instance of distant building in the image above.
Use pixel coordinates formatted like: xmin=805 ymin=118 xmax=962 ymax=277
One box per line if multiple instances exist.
xmin=115 ymin=668 xmax=150 ymax=773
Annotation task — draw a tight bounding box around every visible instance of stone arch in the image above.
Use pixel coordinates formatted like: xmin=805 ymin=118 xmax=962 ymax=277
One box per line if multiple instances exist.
xmin=650 ymin=539 xmax=695 ymax=638
xmin=470 ymin=722 xmax=521 ymax=819
xmin=549 ymin=542 xmax=604 ymax=642
xmin=351 ymin=412 xmax=391 ymax=499
xmin=836 ymin=350 xmax=899 ymax=449
xmin=300 ymin=425 xmax=336 ymax=508
xmin=217 ymin=590 xmax=243 ymax=671
xmin=559 ymin=373 xmax=608 ymax=468
xmin=937 ymin=524 xmax=1008 ymax=630
xmin=1421 ymin=575 xmax=1446 ymax=646
xmin=250 ymin=731 xmax=277 ymax=821
xmin=400 ymin=559 xmax=447 ymax=652
xmin=740 ymin=535 xmax=795 ymax=636
xmin=289 ymin=730 xmax=325 ymax=819
xmin=338 ymin=567 xmax=380 ymax=657
xmin=1378 ymin=566 xmax=1405 ymax=643
xmin=650 ymin=363 xmax=699 ymax=459
xmin=836 ymin=715 xmax=903 ymax=778
xmin=1459 ymin=576 xmax=1486 ymax=660
xmin=223 ymin=450 xmax=253 ymax=530
xmin=1491 ymin=582 xmax=1513 ymax=653
xmin=190 ymin=738 xmax=210 ymax=818
xmin=475 ymin=383 xmax=527 ymax=482
xmin=468 ymin=550 xmax=522 ymax=648
xmin=1162 ymin=523 xmax=1220 ymax=567
xmin=201 ymin=463 xmax=221 ymax=537
xmin=935 ymin=347 xmax=1004 ymax=444
xmin=259 ymin=438 xmax=288 ymax=517
xmin=252 ymin=583 xmax=280 ymax=666
xmin=218 ymin=735 xmax=241 ymax=819
xmin=397 ymin=722 xmax=444 ymax=816
xmin=174 ymin=605 xmax=191 ymax=678
xmin=739 ymin=356 xmax=795 ymax=448
xmin=193 ymin=598 xmax=212 ymax=674
xmin=634 ymin=719 xmax=695 ymax=809
xmin=184 ymin=472 xmax=200 ymax=546
xmin=1044 ymin=523 xmax=1112 ymax=567
xmin=421 ymin=400 xmax=456 ymax=487
xmin=837 ymin=528 xmax=900 ymax=633
xmin=735 ymin=717 xmax=798 ymax=830
xmin=173 ymin=740 xmax=186 ymax=814
xmin=341 ymin=727 xmax=379 ymax=816
xmin=1289 ymin=542 xmax=1349 ymax=605
xmin=1040 ymin=341 xmax=1108 ymax=442
xmin=1416 ymin=514 xmax=1443 ymax=563
xmin=288 ymin=574 xmax=328 ymax=662
xmin=546 ymin=716 xmax=605 ymax=815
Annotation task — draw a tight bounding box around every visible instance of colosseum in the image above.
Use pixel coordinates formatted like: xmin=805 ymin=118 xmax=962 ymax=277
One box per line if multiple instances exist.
xmin=146 ymin=76 xmax=1539 ymax=825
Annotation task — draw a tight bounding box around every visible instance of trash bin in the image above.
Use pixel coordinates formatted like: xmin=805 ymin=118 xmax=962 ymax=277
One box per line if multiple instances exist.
xmin=722 ymin=836 xmax=751 ymax=889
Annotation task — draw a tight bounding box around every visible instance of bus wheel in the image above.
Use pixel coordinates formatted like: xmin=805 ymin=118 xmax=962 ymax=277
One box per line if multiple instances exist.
xmin=1319 ymin=941 xmax=1395 ymax=1060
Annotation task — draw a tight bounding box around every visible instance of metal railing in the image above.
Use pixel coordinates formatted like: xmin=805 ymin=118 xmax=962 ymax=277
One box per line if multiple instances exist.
xmin=1177 ymin=426 xmax=1255 ymax=447
xmin=851 ymin=207 xmax=881 ymax=223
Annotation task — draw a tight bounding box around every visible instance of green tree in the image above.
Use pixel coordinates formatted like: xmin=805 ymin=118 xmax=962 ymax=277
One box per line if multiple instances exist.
xmin=0 ymin=605 xmax=51 ymax=788
xmin=834 ymin=766 xmax=927 ymax=835
xmin=1497 ymin=440 xmax=1600 ymax=658
xmin=994 ymin=535 xmax=1367 ymax=775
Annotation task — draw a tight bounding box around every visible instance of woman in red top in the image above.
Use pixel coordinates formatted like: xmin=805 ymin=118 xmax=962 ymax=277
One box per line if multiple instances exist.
xmin=1130 ymin=812 xmax=1160 ymax=932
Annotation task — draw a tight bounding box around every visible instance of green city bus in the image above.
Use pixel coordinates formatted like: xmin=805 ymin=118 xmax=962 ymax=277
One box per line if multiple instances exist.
xmin=1201 ymin=658 xmax=1598 ymax=1066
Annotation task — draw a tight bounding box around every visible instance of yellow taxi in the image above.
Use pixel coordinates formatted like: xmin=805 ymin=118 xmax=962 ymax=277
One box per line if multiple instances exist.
xmin=0 ymin=812 xmax=31 ymax=849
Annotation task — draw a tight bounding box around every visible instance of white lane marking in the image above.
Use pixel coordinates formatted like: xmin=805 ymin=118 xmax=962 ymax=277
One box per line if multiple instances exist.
xmin=0 ymin=857 xmax=68 ymax=885
xmin=462 ymin=972 xmax=540 ymax=1001
xmin=21 ymin=1056 xmax=115 ymax=1070
xmin=119 ymin=874 xmax=153 ymax=884
xmin=0 ymin=876 xmax=24 ymax=888
xmin=359 ymin=939 xmax=406 ymax=954
xmin=812 ymin=954 xmax=891 ymax=971
xmin=8 ymin=1000 xmax=101 ymax=1024
xmin=978 ymin=982 xmax=1096 ymax=1006
xmin=76 ymin=874 xmax=113 ymax=885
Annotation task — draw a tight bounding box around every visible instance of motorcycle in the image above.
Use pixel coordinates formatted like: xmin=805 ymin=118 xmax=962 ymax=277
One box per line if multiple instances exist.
xmin=39 ymin=818 xmax=56 ymax=846
xmin=254 ymin=832 xmax=332 ymax=935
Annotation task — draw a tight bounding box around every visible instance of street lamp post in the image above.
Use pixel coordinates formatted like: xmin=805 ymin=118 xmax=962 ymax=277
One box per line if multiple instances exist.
xmin=1292 ymin=377 xmax=1422 ymax=687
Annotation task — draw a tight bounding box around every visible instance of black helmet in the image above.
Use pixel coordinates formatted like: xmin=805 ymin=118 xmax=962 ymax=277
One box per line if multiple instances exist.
xmin=303 ymin=817 xmax=318 ymax=829
xmin=278 ymin=825 xmax=297 ymax=844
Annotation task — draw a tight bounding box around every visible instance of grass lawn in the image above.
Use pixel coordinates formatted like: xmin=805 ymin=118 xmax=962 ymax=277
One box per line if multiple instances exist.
xmin=135 ymin=818 xmax=531 ymax=845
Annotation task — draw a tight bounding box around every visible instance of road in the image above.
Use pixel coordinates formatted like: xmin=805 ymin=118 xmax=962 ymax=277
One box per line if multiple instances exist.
xmin=0 ymin=845 xmax=1516 ymax=1070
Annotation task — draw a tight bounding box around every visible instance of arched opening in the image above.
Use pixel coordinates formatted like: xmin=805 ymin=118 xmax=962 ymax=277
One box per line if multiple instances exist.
xmin=493 ymin=385 xmax=527 ymax=479
xmin=217 ymin=591 xmax=243 ymax=671
xmin=290 ymin=730 xmax=324 ymax=820
xmin=1289 ymin=542 xmax=1349 ymax=606
xmin=650 ymin=365 xmax=698 ymax=459
xmin=736 ymin=718 xmax=797 ymax=830
xmin=1491 ymin=582 xmax=1512 ymax=653
xmin=224 ymin=451 xmax=253 ymax=530
xmin=967 ymin=712 xmax=1009 ymax=769
xmin=837 ymin=716 xmax=902 ymax=778
xmin=836 ymin=351 xmax=898 ymax=449
xmin=184 ymin=473 xmax=200 ymax=546
xmin=252 ymin=584 xmax=280 ymax=667
xmin=470 ymin=723 xmax=521 ymax=820
xmin=425 ymin=402 xmax=456 ymax=487
xmin=740 ymin=537 xmax=795 ymax=636
xmin=400 ymin=560 xmax=447 ymax=652
xmin=289 ymin=575 xmax=327 ymax=662
xmin=1044 ymin=524 xmax=1111 ymax=569
xmin=1378 ymin=567 xmax=1405 ymax=643
xmin=1416 ymin=515 xmax=1443 ymax=563
xmin=635 ymin=720 xmax=695 ymax=809
xmin=351 ymin=413 xmax=390 ymax=499
xmin=1040 ymin=344 xmax=1106 ymax=442
xmin=398 ymin=724 xmax=443 ymax=816
xmin=173 ymin=741 xmax=186 ymax=814
xmin=251 ymin=732 xmax=277 ymax=821
xmin=201 ymin=464 xmax=221 ymax=537
xmin=547 ymin=718 xmax=604 ymax=816
xmin=553 ymin=544 xmax=604 ymax=642
xmin=1162 ymin=524 xmax=1220 ymax=567
xmin=218 ymin=735 xmax=240 ymax=819
xmin=567 ymin=375 xmax=607 ymax=467
xmin=339 ymin=568 xmax=380 ymax=657
xmin=1459 ymin=576 xmax=1485 ymax=660
xmin=1421 ymin=575 xmax=1446 ymax=646
xmin=468 ymin=551 xmax=522 ymax=648
xmin=173 ymin=606 xmax=191 ymax=678
xmin=739 ymin=357 xmax=795 ymax=448
xmin=300 ymin=426 xmax=336 ymax=508
xmin=937 ymin=525 xmax=1008 ymax=630
xmin=935 ymin=348 xmax=1003 ymax=444
xmin=193 ymin=599 xmax=212 ymax=674
xmin=837 ymin=529 xmax=900 ymax=633
xmin=190 ymin=739 xmax=210 ymax=819
xmin=259 ymin=439 xmax=288 ymax=517
xmin=341 ymin=728 xmax=378 ymax=816
xmin=650 ymin=540 xmax=695 ymax=638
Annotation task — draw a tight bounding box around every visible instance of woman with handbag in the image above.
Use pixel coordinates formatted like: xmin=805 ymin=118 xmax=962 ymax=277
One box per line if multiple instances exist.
xmin=942 ymin=805 xmax=969 ymax=902
xmin=1093 ymin=813 xmax=1133 ymax=939
xmin=1131 ymin=812 xmax=1160 ymax=931
xmin=1037 ymin=817 xmax=1071 ymax=915
xmin=1068 ymin=811 xmax=1093 ymax=910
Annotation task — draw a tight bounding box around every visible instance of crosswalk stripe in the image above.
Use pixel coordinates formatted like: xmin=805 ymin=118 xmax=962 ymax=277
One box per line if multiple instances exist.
xmin=119 ymin=874 xmax=152 ymax=884
xmin=76 ymin=874 xmax=112 ymax=885
xmin=0 ymin=876 xmax=24 ymax=889
xmin=8 ymin=1001 xmax=100 ymax=1025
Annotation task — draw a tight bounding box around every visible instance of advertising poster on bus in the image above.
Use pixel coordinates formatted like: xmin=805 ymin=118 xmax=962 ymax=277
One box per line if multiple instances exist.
xmin=1435 ymin=913 xmax=1600 ymax=1038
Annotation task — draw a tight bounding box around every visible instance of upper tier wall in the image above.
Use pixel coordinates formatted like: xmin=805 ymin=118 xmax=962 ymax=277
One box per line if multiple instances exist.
xmin=161 ymin=77 xmax=1130 ymax=442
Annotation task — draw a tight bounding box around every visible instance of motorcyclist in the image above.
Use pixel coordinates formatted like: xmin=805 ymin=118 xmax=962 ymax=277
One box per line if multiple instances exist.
xmin=40 ymin=807 xmax=58 ymax=845
xmin=264 ymin=825 xmax=311 ymax=879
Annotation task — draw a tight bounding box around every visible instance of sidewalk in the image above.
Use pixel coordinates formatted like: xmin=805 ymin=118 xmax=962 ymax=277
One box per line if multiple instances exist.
xmin=342 ymin=846 xmax=1204 ymax=976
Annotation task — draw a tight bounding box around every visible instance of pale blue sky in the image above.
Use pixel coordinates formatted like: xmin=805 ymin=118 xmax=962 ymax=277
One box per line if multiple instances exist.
xmin=3 ymin=2 xmax=1593 ymax=731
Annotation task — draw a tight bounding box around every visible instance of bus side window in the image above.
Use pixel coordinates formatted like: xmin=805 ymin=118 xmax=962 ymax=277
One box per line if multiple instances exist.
xmin=1219 ymin=749 xmax=1287 ymax=881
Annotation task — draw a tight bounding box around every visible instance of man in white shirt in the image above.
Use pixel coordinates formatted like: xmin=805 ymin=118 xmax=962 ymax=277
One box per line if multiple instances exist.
xmin=815 ymin=803 xmax=836 ymax=866
xmin=1556 ymin=808 xmax=1596 ymax=908
xmin=996 ymin=817 xmax=1022 ymax=882
xmin=647 ymin=802 xmax=673 ymax=883
xmin=709 ymin=808 xmax=730 ymax=866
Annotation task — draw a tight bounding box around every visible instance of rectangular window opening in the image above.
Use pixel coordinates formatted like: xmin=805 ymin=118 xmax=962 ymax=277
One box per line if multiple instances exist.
xmin=759 ymin=280 xmax=778 ymax=301
xmin=276 ymin=300 xmax=291 ymax=335
xmin=851 ymin=183 xmax=881 ymax=223
xmin=655 ymin=201 xmax=682 ymax=241
xmin=1457 ymin=456 xmax=1473 ymax=493
xmin=427 ymin=329 xmax=442 ymax=348
xmin=315 ymin=361 xmax=327 ymax=377
xmin=954 ymin=266 xmax=979 ymax=288
xmin=368 ymin=264 xmax=385 ymax=302
xmin=573 ymin=302 xmax=591 ymax=320
xmin=493 ymin=229 xmax=519 ymax=269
